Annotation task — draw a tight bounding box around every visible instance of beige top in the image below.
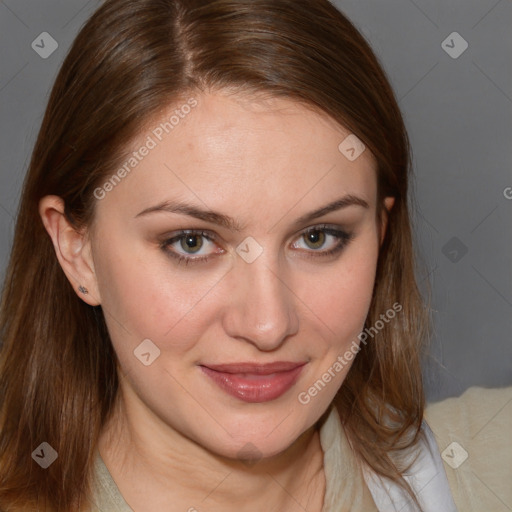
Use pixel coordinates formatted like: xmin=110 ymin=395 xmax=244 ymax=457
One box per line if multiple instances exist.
xmin=424 ymin=386 xmax=512 ymax=512
xmin=88 ymin=405 xmax=378 ymax=512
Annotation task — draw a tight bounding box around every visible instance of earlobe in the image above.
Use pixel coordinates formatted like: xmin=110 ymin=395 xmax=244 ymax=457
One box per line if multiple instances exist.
xmin=38 ymin=195 xmax=101 ymax=306
xmin=380 ymin=196 xmax=395 ymax=246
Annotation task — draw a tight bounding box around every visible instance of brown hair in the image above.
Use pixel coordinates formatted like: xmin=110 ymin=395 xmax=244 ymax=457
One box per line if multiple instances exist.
xmin=0 ymin=0 xmax=428 ymax=510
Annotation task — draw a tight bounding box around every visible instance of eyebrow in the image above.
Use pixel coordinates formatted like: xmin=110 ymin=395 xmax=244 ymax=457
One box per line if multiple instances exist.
xmin=134 ymin=194 xmax=369 ymax=231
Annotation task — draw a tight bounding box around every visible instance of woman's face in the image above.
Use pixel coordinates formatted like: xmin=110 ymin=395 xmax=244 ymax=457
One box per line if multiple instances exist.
xmin=88 ymin=91 xmax=391 ymax=460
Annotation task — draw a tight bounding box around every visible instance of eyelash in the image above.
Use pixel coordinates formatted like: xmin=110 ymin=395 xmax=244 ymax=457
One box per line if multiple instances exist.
xmin=159 ymin=225 xmax=355 ymax=266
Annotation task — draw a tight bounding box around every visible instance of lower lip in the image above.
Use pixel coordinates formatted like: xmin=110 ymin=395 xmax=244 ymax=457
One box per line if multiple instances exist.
xmin=200 ymin=365 xmax=305 ymax=403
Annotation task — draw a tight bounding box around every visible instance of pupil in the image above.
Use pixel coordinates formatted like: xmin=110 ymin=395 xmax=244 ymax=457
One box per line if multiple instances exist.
xmin=306 ymin=230 xmax=325 ymax=249
xmin=182 ymin=234 xmax=203 ymax=253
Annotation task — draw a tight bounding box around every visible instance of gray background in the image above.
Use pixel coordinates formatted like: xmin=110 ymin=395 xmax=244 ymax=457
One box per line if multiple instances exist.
xmin=0 ymin=0 xmax=510 ymax=402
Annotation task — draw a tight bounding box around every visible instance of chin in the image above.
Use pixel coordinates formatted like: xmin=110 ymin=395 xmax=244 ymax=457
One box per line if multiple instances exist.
xmin=193 ymin=409 xmax=317 ymax=463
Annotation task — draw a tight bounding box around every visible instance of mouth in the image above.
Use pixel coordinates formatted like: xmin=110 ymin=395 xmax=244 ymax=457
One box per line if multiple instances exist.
xmin=199 ymin=361 xmax=307 ymax=403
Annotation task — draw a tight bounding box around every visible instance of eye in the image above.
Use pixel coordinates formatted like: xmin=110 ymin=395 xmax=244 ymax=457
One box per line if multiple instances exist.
xmin=160 ymin=225 xmax=354 ymax=266
xmin=160 ymin=230 xmax=223 ymax=264
xmin=178 ymin=233 xmax=206 ymax=254
xmin=291 ymin=225 xmax=354 ymax=257
xmin=302 ymin=230 xmax=327 ymax=250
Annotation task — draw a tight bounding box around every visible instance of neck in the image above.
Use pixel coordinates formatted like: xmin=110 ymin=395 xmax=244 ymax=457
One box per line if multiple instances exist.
xmin=97 ymin=391 xmax=326 ymax=512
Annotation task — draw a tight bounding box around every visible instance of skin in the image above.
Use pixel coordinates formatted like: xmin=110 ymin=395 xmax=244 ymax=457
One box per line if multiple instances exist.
xmin=40 ymin=90 xmax=394 ymax=511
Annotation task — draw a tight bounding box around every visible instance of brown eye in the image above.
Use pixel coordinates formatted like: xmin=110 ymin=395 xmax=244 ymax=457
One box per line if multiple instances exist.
xmin=303 ymin=230 xmax=326 ymax=249
xmin=291 ymin=225 xmax=354 ymax=258
xmin=160 ymin=230 xmax=224 ymax=265
xmin=180 ymin=234 xmax=204 ymax=253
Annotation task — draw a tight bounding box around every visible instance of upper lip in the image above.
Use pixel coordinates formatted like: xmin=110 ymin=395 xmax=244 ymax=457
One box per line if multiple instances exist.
xmin=201 ymin=361 xmax=307 ymax=375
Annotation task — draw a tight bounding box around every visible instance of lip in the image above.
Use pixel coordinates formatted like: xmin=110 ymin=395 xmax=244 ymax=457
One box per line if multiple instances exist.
xmin=200 ymin=361 xmax=307 ymax=403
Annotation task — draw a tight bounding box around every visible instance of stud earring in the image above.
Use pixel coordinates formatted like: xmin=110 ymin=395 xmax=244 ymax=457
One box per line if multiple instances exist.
xmin=78 ymin=285 xmax=89 ymax=295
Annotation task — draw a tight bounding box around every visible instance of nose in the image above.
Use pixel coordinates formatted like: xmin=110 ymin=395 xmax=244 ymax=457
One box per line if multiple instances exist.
xmin=221 ymin=254 xmax=299 ymax=351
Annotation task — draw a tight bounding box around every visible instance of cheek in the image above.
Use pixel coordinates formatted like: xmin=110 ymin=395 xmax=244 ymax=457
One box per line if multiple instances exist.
xmin=92 ymin=235 xmax=223 ymax=354
xmin=304 ymin=236 xmax=379 ymax=342
xmin=294 ymin=239 xmax=379 ymax=408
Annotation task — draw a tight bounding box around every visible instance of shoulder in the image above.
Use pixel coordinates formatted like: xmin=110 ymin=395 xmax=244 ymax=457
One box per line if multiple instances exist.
xmin=425 ymin=386 xmax=512 ymax=511
xmin=425 ymin=385 xmax=512 ymax=431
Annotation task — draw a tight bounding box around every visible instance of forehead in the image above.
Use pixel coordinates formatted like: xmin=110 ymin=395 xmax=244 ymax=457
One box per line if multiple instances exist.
xmin=94 ymin=91 xmax=378 ymax=222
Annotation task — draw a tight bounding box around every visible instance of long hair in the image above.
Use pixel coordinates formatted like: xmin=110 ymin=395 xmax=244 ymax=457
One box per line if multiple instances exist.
xmin=0 ymin=0 xmax=428 ymax=509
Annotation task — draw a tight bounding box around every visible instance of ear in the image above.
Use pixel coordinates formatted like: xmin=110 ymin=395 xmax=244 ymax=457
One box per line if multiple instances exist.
xmin=39 ymin=195 xmax=101 ymax=306
xmin=379 ymin=196 xmax=395 ymax=246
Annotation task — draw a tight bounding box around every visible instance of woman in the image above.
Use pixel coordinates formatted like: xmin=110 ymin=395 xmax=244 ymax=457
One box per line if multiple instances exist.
xmin=0 ymin=0 xmax=456 ymax=510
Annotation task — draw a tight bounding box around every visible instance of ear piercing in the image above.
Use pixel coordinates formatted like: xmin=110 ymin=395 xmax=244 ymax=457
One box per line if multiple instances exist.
xmin=78 ymin=285 xmax=89 ymax=295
